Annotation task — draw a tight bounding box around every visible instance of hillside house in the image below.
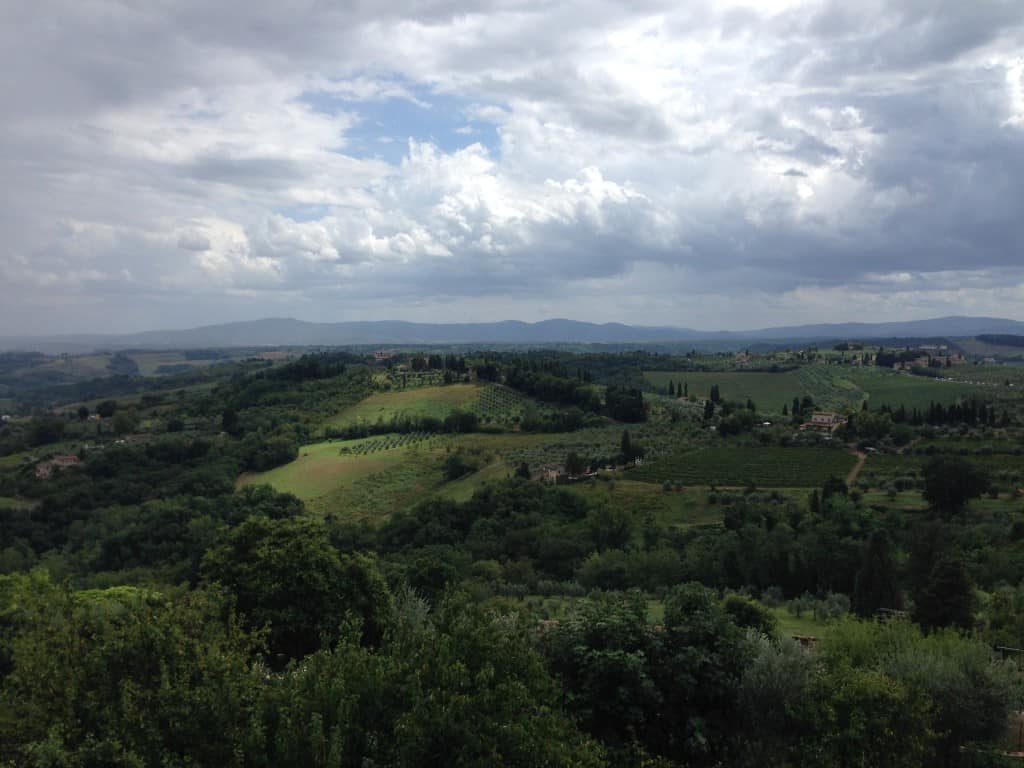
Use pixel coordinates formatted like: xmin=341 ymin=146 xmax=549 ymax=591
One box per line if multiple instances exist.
xmin=35 ymin=453 xmax=83 ymax=480
xmin=804 ymin=411 xmax=844 ymax=432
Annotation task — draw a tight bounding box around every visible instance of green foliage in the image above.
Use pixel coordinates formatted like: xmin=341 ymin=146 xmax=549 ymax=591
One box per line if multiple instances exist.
xmin=853 ymin=530 xmax=901 ymax=617
xmin=0 ymin=574 xmax=263 ymax=767
xmin=922 ymin=456 xmax=990 ymax=516
xmin=201 ymin=516 xmax=392 ymax=661
xmin=722 ymin=594 xmax=778 ymax=634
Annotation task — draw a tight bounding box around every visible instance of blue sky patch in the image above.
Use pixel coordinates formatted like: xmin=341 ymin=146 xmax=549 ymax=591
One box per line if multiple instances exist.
xmin=300 ymin=78 xmax=501 ymax=164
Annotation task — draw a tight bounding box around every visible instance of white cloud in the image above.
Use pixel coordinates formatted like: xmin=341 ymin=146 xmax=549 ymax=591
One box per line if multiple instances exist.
xmin=0 ymin=0 xmax=1022 ymax=333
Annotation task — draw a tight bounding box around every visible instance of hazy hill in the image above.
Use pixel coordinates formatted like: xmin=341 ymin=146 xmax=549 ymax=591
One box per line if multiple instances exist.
xmin=2 ymin=315 xmax=1024 ymax=353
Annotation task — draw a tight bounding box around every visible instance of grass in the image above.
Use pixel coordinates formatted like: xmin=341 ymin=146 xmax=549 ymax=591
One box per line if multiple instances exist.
xmin=644 ymin=371 xmax=803 ymax=413
xmin=0 ymin=496 xmax=31 ymax=510
xmin=645 ymin=366 xmax=990 ymax=416
xmin=435 ymin=461 xmax=513 ymax=503
xmin=769 ymin=606 xmax=832 ymax=638
xmin=238 ymin=437 xmax=421 ymax=500
xmin=843 ymin=369 xmax=980 ymax=411
xmin=631 ymin=446 xmax=857 ymax=488
xmin=566 ymin=480 xmax=723 ymax=529
xmin=325 ymin=384 xmax=481 ymax=429
xmin=238 ymin=431 xmax=547 ymax=521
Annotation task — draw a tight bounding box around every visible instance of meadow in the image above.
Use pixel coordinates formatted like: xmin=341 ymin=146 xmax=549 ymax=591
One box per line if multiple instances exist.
xmin=842 ymin=369 xmax=980 ymax=410
xmin=324 ymin=383 xmax=481 ymax=429
xmin=645 ymin=365 xmax=987 ymax=415
xmin=643 ymin=370 xmax=802 ymax=413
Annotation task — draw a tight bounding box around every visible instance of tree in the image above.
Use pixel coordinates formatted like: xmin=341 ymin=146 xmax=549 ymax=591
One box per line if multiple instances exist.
xmin=922 ymin=457 xmax=989 ymax=516
xmin=722 ymin=594 xmax=777 ymax=634
xmin=703 ymin=400 xmax=715 ymax=420
xmin=620 ymin=429 xmax=634 ymax=461
xmin=112 ymin=409 xmax=139 ymax=436
xmin=220 ymin=407 xmax=239 ymax=435
xmin=76 ymin=405 xmax=89 ymax=420
xmin=852 ymin=530 xmax=901 ymax=617
xmin=96 ymin=399 xmax=117 ymax=418
xmin=915 ymin=554 xmax=975 ymax=631
xmin=0 ymin=577 xmax=263 ymax=767
xmin=565 ymin=451 xmax=587 ymax=476
xmin=201 ymin=516 xmax=391 ymax=661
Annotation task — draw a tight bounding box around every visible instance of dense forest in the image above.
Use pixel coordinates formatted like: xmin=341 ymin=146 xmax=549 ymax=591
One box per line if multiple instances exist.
xmin=0 ymin=345 xmax=1022 ymax=766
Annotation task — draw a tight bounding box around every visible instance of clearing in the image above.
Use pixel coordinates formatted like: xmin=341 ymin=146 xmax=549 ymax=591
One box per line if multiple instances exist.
xmin=325 ymin=384 xmax=481 ymax=429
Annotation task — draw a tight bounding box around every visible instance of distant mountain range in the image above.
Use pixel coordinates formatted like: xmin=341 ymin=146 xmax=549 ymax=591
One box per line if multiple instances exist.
xmin=3 ymin=316 xmax=1024 ymax=353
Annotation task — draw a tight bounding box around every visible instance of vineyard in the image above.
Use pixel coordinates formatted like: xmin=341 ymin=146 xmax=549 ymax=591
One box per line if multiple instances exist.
xmin=324 ymin=383 xmax=480 ymax=429
xmin=629 ymin=446 xmax=858 ymax=487
xmin=337 ymin=431 xmax=437 ymax=455
xmin=502 ymin=421 xmax=699 ymax=471
xmin=472 ymin=384 xmax=528 ymax=424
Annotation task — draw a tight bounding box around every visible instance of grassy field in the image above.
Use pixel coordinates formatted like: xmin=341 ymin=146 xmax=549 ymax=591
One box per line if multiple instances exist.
xmin=325 ymin=384 xmax=481 ymax=429
xmin=238 ymin=431 xmax=549 ymax=520
xmin=238 ymin=438 xmax=415 ymax=499
xmin=435 ymin=461 xmax=514 ymax=502
xmin=0 ymin=496 xmax=32 ymax=510
xmin=566 ymin=480 xmax=723 ymax=529
xmin=644 ymin=371 xmax=802 ymax=413
xmin=769 ymin=606 xmax=832 ymax=638
xmin=843 ymin=369 xmax=979 ymax=411
xmin=645 ymin=366 xmax=987 ymax=416
xmin=630 ymin=446 xmax=857 ymax=488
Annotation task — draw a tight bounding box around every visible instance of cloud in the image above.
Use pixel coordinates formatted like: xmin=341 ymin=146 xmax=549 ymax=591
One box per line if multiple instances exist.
xmin=1 ymin=0 xmax=1023 ymax=333
xmin=177 ymin=232 xmax=212 ymax=252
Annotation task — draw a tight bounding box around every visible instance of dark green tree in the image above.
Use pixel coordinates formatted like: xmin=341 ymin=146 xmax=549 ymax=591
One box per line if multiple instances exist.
xmin=921 ymin=456 xmax=989 ymax=516
xmin=852 ymin=530 xmax=901 ymax=617
xmin=201 ymin=516 xmax=391 ymax=661
xmin=915 ymin=554 xmax=975 ymax=631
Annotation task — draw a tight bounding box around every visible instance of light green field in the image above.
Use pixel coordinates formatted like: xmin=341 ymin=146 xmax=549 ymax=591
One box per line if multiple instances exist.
xmin=769 ymin=606 xmax=832 ymax=638
xmin=646 ymin=366 xmax=987 ymax=416
xmin=239 ymin=437 xmax=423 ymax=500
xmin=843 ymin=370 xmax=979 ymax=411
xmin=0 ymin=496 xmax=31 ymax=510
xmin=644 ymin=371 xmax=803 ymax=413
xmin=435 ymin=461 xmax=514 ymax=502
xmin=325 ymin=384 xmax=481 ymax=428
xmin=239 ymin=432 xmax=549 ymax=520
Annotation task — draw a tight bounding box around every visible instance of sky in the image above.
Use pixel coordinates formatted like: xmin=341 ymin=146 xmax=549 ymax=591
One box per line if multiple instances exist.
xmin=2 ymin=0 xmax=1023 ymax=334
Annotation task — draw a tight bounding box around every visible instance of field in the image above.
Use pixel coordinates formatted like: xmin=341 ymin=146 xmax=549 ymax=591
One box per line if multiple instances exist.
xmin=471 ymin=384 xmax=528 ymax=424
xmin=566 ymin=479 xmax=723 ymax=530
xmin=643 ymin=371 xmax=802 ymax=413
xmin=325 ymin=384 xmax=481 ymax=429
xmin=239 ymin=431 xmax=552 ymax=520
xmin=843 ymin=369 xmax=979 ymax=411
xmin=630 ymin=446 xmax=857 ymax=488
xmin=769 ymin=606 xmax=833 ymax=639
xmin=645 ymin=366 xmax=987 ymax=416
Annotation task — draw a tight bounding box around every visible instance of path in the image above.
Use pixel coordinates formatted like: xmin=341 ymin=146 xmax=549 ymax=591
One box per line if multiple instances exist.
xmin=845 ymin=447 xmax=867 ymax=487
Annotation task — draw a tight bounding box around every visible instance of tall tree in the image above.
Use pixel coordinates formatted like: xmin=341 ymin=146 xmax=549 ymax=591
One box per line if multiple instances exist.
xmin=922 ymin=457 xmax=989 ymax=516
xmin=915 ymin=554 xmax=975 ymax=631
xmin=853 ymin=530 xmax=901 ymax=617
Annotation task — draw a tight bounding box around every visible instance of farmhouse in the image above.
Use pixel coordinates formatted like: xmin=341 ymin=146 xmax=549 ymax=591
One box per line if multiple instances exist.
xmin=804 ymin=411 xmax=845 ymax=432
xmin=373 ymin=349 xmax=397 ymax=361
xmin=35 ymin=453 xmax=83 ymax=480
